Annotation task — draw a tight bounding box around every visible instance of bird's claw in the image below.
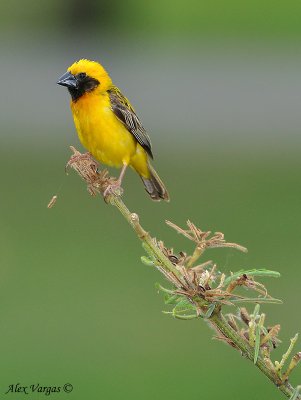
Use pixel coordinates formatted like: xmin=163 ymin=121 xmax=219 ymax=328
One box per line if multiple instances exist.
xmin=103 ymin=181 xmax=123 ymax=200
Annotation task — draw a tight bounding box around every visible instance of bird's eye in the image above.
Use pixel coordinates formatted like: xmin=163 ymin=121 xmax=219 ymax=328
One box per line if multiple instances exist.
xmin=77 ymin=72 xmax=86 ymax=80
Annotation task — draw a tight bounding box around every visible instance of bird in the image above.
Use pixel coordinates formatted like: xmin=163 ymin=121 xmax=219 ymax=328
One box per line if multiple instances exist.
xmin=57 ymin=59 xmax=169 ymax=201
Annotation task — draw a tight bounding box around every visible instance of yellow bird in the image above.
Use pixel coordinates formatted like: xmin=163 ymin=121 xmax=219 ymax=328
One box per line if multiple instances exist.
xmin=57 ymin=59 xmax=169 ymax=201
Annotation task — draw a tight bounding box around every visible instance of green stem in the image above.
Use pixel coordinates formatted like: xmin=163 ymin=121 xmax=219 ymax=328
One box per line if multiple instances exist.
xmin=210 ymin=312 xmax=300 ymax=399
xmin=109 ymin=192 xmax=300 ymax=399
xmin=107 ymin=194 xmax=182 ymax=278
xmin=68 ymin=148 xmax=300 ymax=400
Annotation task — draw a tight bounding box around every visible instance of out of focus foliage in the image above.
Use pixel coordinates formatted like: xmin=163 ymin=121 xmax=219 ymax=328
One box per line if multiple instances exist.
xmin=3 ymin=0 xmax=301 ymax=38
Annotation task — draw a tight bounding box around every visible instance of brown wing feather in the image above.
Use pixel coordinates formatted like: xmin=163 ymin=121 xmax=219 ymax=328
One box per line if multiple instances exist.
xmin=108 ymin=86 xmax=153 ymax=158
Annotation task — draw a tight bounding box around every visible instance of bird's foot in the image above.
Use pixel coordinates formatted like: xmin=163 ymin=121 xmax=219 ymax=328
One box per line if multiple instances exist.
xmin=103 ymin=180 xmax=124 ymax=200
xmin=65 ymin=152 xmax=98 ymax=173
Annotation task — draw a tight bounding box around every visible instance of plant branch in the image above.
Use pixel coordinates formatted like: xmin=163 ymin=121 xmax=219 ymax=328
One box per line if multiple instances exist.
xmin=62 ymin=147 xmax=300 ymax=400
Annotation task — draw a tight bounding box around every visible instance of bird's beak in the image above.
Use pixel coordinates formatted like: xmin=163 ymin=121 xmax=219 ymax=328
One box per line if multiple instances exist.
xmin=56 ymin=71 xmax=78 ymax=89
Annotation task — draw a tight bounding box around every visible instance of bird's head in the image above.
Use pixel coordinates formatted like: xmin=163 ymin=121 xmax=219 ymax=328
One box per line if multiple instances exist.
xmin=57 ymin=59 xmax=112 ymax=101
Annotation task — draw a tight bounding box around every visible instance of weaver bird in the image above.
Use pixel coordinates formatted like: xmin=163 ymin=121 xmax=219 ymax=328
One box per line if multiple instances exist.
xmin=57 ymin=59 xmax=169 ymax=201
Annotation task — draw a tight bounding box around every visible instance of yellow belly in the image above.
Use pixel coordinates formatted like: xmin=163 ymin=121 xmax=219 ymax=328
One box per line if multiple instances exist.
xmin=71 ymin=92 xmax=137 ymax=168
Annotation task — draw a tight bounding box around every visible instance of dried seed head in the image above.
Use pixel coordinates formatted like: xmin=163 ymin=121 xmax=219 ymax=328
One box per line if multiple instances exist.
xmin=47 ymin=195 xmax=58 ymax=209
xmin=67 ymin=147 xmax=116 ymax=197
xmin=165 ymin=220 xmax=247 ymax=253
xmin=240 ymin=308 xmax=251 ymax=325
xmin=283 ymin=352 xmax=301 ymax=381
xmin=227 ymin=314 xmax=239 ymax=332
xmin=261 ymin=325 xmax=281 ymax=346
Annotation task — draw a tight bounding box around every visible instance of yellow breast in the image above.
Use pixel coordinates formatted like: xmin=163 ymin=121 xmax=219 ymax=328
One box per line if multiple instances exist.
xmin=70 ymin=92 xmax=137 ymax=167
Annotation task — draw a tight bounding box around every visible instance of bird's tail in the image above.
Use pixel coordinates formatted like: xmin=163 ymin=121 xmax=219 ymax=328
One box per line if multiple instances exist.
xmin=140 ymin=163 xmax=170 ymax=202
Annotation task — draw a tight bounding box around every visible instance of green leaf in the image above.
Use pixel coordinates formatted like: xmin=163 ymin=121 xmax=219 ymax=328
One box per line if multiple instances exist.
xmin=254 ymin=324 xmax=261 ymax=364
xmin=173 ymin=298 xmax=195 ymax=312
xmin=230 ymin=297 xmax=282 ymax=304
xmin=173 ymin=313 xmax=198 ymax=320
xmin=141 ymin=256 xmax=155 ymax=266
xmin=174 ymin=298 xmax=191 ymax=307
xmin=204 ymin=303 xmax=216 ymax=318
xmin=160 ymin=289 xmax=199 ymax=318
xmin=253 ymin=304 xmax=260 ymax=317
xmin=173 ymin=306 xmax=198 ymax=319
xmin=164 ymin=294 xmax=179 ymax=305
xmin=163 ymin=311 xmax=198 ymax=320
xmin=155 ymin=283 xmax=174 ymax=294
xmin=224 ymin=269 xmax=281 ymax=286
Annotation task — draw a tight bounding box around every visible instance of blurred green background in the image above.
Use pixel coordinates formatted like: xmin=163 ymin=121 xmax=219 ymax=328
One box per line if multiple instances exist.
xmin=1 ymin=0 xmax=301 ymax=398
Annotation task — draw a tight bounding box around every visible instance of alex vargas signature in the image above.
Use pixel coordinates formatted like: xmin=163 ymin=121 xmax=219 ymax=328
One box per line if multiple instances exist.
xmin=5 ymin=383 xmax=73 ymax=395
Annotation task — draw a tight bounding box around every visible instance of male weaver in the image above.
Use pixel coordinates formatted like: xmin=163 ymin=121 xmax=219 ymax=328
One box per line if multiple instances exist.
xmin=57 ymin=59 xmax=169 ymax=201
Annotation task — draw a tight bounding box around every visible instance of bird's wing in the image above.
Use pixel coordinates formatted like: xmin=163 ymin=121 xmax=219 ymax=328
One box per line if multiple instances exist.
xmin=108 ymin=86 xmax=153 ymax=158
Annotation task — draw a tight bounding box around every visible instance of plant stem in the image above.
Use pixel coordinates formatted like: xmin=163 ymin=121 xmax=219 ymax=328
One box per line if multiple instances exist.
xmin=107 ymin=191 xmax=300 ymax=399
xmin=68 ymin=148 xmax=300 ymax=400
xmin=210 ymin=312 xmax=299 ymax=399
xmin=107 ymin=194 xmax=181 ymax=277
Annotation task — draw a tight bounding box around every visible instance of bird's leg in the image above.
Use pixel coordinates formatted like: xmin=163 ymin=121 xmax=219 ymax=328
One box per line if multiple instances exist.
xmin=103 ymin=164 xmax=127 ymax=198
